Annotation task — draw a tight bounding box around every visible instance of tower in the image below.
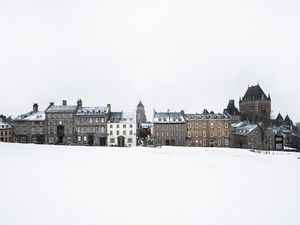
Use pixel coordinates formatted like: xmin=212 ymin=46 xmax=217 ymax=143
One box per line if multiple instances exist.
xmin=239 ymin=84 xmax=271 ymax=123
xmin=136 ymin=101 xmax=147 ymax=127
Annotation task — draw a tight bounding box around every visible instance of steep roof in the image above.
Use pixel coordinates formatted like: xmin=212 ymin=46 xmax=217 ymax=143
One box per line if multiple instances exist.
xmin=137 ymin=101 xmax=144 ymax=108
xmin=224 ymin=100 xmax=239 ymax=116
xmin=241 ymin=84 xmax=270 ymax=102
xmin=284 ymin=115 xmax=293 ymax=126
xmin=231 ymin=121 xmax=258 ymax=136
xmin=14 ymin=111 xmax=45 ymax=121
xmin=276 ymin=113 xmax=283 ymax=121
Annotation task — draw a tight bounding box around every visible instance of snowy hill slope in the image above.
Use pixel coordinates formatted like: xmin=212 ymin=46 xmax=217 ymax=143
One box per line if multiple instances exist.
xmin=0 ymin=143 xmax=299 ymax=225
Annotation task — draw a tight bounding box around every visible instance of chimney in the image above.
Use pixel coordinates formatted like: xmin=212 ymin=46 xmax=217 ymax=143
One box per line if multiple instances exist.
xmin=50 ymin=102 xmax=54 ymax=106
xmin=62 ymin=100 xmax=67 ymax=106
xmin=77 ymin=99 xmax=82 ymax=107
xmin=33 ymin=103 xmax=38 ymax=112
xmin=107 ymin=104 xmax=111 ymax=112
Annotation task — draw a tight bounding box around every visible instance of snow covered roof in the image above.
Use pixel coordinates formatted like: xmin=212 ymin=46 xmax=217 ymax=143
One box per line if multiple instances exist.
xmin=231 ymin=121 xmax=257 ymax=136
xmin=76 ymin=107 xmax=108 ymax=115
xmin=14 ymin=111 xmax=45 ymax=122
xmin=185 ymin=112 xmax=231 ymax=120
xmin=141 ymin=123 xmax=152 ymax=128
xmin=46 ymin=105 xmax=78 ymax=113
xmin=153 ymin=111 xmax=185 ymax=123
xmin=0 ymin=121 xmax=12 ymax=129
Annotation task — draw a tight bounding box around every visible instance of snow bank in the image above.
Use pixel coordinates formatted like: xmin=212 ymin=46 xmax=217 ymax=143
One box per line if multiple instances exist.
xmin=0 ymin=143 xmax=299 ymax=225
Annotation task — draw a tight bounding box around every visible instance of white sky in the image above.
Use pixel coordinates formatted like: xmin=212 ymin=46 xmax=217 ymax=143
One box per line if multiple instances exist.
xmin=0 ymin=0 xmax=299 ymax=122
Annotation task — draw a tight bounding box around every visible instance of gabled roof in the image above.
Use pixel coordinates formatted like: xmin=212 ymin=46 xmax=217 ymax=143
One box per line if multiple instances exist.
xmin=276 ymin=113 xmax=283 ymax=121
xmin=284 ymin=115 xmax=293 ymax=126
xmin=231 ymin=121 xmax=258 ymax=136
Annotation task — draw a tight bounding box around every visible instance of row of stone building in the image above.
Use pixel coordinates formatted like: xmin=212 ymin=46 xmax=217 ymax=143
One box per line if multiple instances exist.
xmin=1 ymin=84 xmax=299 ymax=150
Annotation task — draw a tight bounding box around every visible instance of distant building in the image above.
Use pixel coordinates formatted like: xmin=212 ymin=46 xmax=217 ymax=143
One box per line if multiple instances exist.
xmin=230 ymin=121 xmax=277 ymax=150
xmin=14 ymin=103 xmax=45 ymax=144
xmin=0 ymin=115 xmax=13 ymax=143
xmin=224 ymin=100 xmax=240 ymax=121
xmin=107 ymin=112 xmax=136 ymax=147
xmin=153 ymin=110 xmax=186 ymax=147
xmin=45 ymin=100 xmax=78 ymax=145
xmin=136 ymin=101 xmax=147 ymax=126
xmin=75 ymin=100 xmax=111 ymax=146
xmin=239 ymin=84 xmax=271 ymax=123
xmin=185 ymin=110 xmax=231 ymax=147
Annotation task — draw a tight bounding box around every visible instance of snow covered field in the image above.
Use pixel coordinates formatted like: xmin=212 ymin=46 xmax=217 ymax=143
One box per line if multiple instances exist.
xmin=0 ymin=143 xmax=299 ymax=225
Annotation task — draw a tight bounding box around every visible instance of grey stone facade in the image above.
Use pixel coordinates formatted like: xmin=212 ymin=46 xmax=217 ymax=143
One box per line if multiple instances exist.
xmin=153 ymin=110 xmax=186 ymax=147
xmin=75 ymin=101 xmax=111 ymax=146
xmin=45 ymin=100 xmax=78 ymax=145
xmin=14 ymin=103 xmax=45 ymax=144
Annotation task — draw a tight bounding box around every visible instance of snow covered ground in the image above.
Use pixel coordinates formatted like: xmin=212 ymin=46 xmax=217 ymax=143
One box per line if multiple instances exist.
xmin=0 ymin=143 xmax=299 ymax=225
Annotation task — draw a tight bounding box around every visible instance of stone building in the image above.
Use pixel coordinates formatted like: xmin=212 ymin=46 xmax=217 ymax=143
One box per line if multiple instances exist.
xmin=0 ymin=115 xmax=13 ymax=142
xmin=107 ymin=112 xmax=136 ymax=147
xmin=239 ymin=84 xmax=271 ymax=123
xmin=230 ymin=121 xmax=277 ymax=150
xmin=14 ymin=103 xmax=45 ymax=144
xmin=45 ymin=100 xmax=78 ymax=145
xmin=153 ymin=110 xmax=186 ymax=147
xmin=136 ymin=101 xmax=151 ymax=146
xmin=75 ymin=100 xmax=111 ymax=146
xmin=185 ymin=110 xmax=231 ymax=147
xmin=136 ymin=101 xmax=147 ymax=126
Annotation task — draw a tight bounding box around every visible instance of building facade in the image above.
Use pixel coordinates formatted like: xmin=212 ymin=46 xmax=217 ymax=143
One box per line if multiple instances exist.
xmin=185 ymin=110 xmax=231 ymax=147
xmin=153 ymin=110 xmax=186 ymax=147
xmin=75 ymin=101 xmax=110 ymax=146
xmin=14 ymin=103 xmax=45 ymax=144
xmin=107 ymin=112 xmax=136 ymax=147
xmin=45 ymin=100 xmax=78 ymax=145
xmin=0 ymin=115 xmax=13 ymax=142
xmin=239 ymin=84 xmax=271 ymax=123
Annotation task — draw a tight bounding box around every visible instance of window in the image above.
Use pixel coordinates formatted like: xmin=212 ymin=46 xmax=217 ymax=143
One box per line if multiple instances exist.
xmin=225 ymin=138 xmax=229 ymax=146
xmin=218 ymin=122 xmax=221 ymax=128
xmin=129 ymin=130 xmax=133 ymax=135
xmin=117 ymin=131 xmax=120 ymax=135
xmin=101 ymin=118 xmax=105 ymax=123
xmin=203 ymin=139 xmax=206 ymax=147
xmin=225 ymin=122 xmax=228 ymax=128
xmin=218 ymin=139 xmax=222 ymax=146
xmin=110 ymin=124 xmax=113 ymax=128
xmin=225 ymin=131 xmax=228 ymax=137
xmin=128 ymin=138 xmax=132 ymax=143
xmin=123 ymin=124 xmax=126 ymax=128
xmin=123 ymin=130 xmax=126 ymax=135
xmin=195 ymin=131 xmax=198 ymax=138
xmin=195 ymin=123 xmax=198 ymax=129
xmin=21 ymin=137 xmax=27 ymax=143
xmin=31 ymin=128 xmax=35 ymax=134
xmin=117 ymin=124 xmax=119 ymax=128
xmin=166 ymin=131 xmax=169 ymax=137
xmin=161 ymin=131 xmax=164 ymax=137
xmin=202 ymin=122 xmax=206 ymax=128
xmin=129 ymin=124 xmax=133 ymax=128
xmin=203 ymin=131 xmax=206 ymax=138
xmin=110 ymin=138 xmax=115 ymax=143
xmin=188 ymin=122 xmax=191 ymax=129
xmin=39 ymin=128 xmax=43 ymax=134
xmin=188 ymin=131 xmax=191 ymax=138
xmin=90 ymin=118 xmax=93 ymax=123
xmin=67 ymin=137 xmax=72 ymax=142
xmin=78 ymin=136 xmax=81 ymax=142
xmin=95 ymin=118 xmax=99 ymax=123
xmin=101 ymin=127 xmax=105 ymax=133
xmin=84 ymin=136 xmax=87 ymax=142
xmin=210 ymin=131 xmax=214 ymax=138
xmin=110 ymin=131 xmax=113 ymax=135
xmin=218 ymin=130 xmax=221 ymax=137
xmin=210 ymin=122 xmax=214 ymax=129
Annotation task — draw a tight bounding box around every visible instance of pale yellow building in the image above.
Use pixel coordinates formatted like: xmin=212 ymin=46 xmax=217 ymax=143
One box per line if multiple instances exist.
xmin=0 ymin=115 xmax=13 ymax=142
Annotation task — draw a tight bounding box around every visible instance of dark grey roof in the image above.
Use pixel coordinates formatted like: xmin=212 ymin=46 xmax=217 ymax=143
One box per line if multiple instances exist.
xmin=241 ymin=84 xmax=270 ymax=102
xmin=153 ymin=111 xmax=185 ymax=123
xmin=46 ymin=105 xmax=78 ymax=113
xmin=109 ymin=112 xmax=122 ymax=122
xmin=185 ymin=112 xmax=231 ymax=120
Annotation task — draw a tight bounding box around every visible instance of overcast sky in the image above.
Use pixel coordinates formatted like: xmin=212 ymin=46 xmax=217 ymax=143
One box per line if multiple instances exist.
xmin=1 ymin=0 xmax=299 ymax=122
